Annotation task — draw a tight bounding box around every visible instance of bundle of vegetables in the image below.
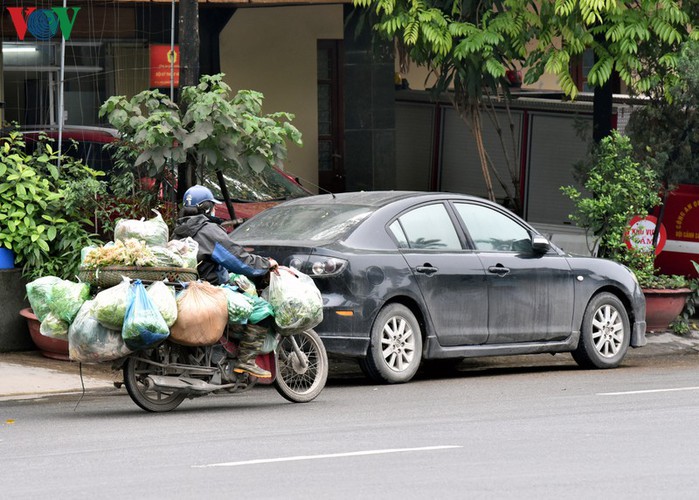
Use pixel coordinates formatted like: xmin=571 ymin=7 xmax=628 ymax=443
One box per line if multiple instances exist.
xmin=167 ymin=237 xmax=199 ymax=270
xmin=220 ymin=285 xmax=254 ymax=324
xmin=122 ymin=279 xmax=169 ymax=350
xmin=81 ymin=239 xmax=156 ymax=268
xmin=69 ymin=300 xmax=132 ymax=363
xmin=266 ymin=267 xmax=323 ymax=334
xmin=114 ymin=210 xmax=169 ymax=247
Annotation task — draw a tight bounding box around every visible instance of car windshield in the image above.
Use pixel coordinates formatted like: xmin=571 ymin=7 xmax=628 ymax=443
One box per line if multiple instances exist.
xmin=203 ymin=167 xmax=308 ymax=202
xmin=234 ymin=203 xmax=373 ymax=243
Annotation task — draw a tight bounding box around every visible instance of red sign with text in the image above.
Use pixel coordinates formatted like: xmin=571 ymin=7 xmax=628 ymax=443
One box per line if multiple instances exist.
xmin=150 ymin=45 xmax=179 ymax=88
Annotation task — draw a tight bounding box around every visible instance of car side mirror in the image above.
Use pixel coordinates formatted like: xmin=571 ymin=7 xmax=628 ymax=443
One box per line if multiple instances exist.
xmin=531 ymin=234 xmax=550 ymax=253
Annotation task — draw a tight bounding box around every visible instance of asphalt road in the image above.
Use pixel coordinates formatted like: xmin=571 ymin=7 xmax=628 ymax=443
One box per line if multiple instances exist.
xmin=2 ymin=351 xmax=699 ymax=499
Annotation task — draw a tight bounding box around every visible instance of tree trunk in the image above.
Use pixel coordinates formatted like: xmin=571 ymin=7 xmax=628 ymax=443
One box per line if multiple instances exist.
xmin=177 ymin=0 xmax=200 ymax=200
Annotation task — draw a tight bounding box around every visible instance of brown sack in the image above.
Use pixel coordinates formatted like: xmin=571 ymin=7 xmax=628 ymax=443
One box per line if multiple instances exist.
xmin=169 ymin=281 xmax=228 ymax=346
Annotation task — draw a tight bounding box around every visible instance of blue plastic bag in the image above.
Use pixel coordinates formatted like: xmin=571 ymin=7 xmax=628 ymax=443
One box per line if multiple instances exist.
xmin=122 ymin=279 xmax=170 ymax=350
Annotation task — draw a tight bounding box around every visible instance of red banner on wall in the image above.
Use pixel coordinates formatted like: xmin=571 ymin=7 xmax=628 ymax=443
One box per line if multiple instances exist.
xmin=150 ymin=44 xmax=179 ymax=88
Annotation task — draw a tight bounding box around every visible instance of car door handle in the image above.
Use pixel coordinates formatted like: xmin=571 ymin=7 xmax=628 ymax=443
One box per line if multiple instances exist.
xmin=488 ymin=265 xmax=510 ymax=276
xmin=416 ymin=265 xmax=438 ymax=276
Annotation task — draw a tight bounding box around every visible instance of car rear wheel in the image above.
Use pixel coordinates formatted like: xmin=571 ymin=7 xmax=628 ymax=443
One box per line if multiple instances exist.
xmin=359 ymin=303 xmax=423 ymax=384
xmin=572 ymin=292 xmax=630 ymax=369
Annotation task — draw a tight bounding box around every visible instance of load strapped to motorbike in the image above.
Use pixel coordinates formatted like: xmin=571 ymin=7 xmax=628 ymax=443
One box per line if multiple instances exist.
xmin=25 ymin=211 xmax=328 ymax=412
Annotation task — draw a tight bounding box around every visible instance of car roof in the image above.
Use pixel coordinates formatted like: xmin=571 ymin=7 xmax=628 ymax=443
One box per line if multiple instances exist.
xmin=9 ymin=125 xmax=119 ymax=143
xmin=278 ymin=190 xmax=481 ymax=208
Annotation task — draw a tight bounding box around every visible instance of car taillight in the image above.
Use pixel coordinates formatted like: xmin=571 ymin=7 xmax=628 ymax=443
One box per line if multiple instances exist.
xmin=309 ymin=257 xmax=348 ymax=277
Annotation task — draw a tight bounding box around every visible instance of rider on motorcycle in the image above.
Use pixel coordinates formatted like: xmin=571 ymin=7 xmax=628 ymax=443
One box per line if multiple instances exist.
xmin=172 ymin=185 xmax=278 ymax=379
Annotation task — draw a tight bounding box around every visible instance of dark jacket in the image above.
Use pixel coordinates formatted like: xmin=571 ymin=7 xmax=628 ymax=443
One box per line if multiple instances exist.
xmin=172 ymin=214 xmax=272 ymax=285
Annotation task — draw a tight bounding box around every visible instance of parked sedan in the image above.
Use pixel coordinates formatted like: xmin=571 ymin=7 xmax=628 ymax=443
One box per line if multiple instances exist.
xmin=232 ymin=191 xmax=647 ymax=384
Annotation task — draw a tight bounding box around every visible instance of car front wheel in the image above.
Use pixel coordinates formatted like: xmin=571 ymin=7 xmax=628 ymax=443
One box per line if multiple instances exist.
xmin=572 ymin=292 xmax=631 ymax=369
xmin=359 ymin=303 xmax=423 ymax=384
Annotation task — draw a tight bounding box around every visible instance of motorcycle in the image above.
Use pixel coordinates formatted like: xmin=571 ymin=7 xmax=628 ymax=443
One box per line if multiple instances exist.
xmin=117 ymin=328 xmax=328 ymax=412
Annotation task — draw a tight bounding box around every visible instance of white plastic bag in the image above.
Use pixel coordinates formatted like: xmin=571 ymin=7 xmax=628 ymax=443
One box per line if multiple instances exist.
xmin=114 ymin=210 xmax=169 ymax=247
xmin=68 ymin=300 xmax=132 ymax=363
xmin=146 ymin=281 xmax=178 ymax=327
xmin=93 ymin=277 xmax=131 ymax=330
xmin=267 ymin=266 xmax=323 ymax=334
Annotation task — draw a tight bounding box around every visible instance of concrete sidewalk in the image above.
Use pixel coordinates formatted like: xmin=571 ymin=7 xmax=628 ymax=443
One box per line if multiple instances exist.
xmin=1 ymin=331 xmax=699 ymax=400
xmin=0 ymin=351 xmax=121 ymax=401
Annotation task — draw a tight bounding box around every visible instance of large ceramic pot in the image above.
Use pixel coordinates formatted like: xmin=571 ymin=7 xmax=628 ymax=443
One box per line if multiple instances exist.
xmin=642 ymin=288 xmax=692 ymax=332
xmin=19 ymin=308 xmax=70 ymax=361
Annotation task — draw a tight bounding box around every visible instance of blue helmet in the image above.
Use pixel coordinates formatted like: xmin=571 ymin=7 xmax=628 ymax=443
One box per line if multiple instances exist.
xmin=183 ymin=185 xmax=221 ymax=208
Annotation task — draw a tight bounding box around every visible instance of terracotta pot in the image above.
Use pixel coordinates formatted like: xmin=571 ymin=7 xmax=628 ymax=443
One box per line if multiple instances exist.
xmin=19 ymin=308 xmax=70 ymax=361
xmin=642 ymin=288 xmax=691 ymax=332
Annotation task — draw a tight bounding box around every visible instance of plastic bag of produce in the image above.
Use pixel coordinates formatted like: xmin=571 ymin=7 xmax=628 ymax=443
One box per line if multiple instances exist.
xmin=114 ymin=210 xmax=169 ymax=247
xmin=39 ymin=312 xmax=69 ymax=340
xmin=167 ymin=237 xmax=199 ymax=270
xmin=68 ymin=300 xmax=132 ymax=363
xmin=147 ymin=281 xmax=178 ymax=327
xmin=122 ymin=279 xmax=169 ymax=350
xmin=170 ymin=281 xmax=228 ymax=346
xmin=228 ymin=273 xmax=258 ymax=297
xmin=149 ymin=246 xmax=185 ymax=268
xmin=26 ymin=276 xmax=62 ymax=322
xmin=50 ymin=279 xmax=91 ymax=324
xmin=220 ymin=285 xmax=253 ymax=324
xmin=267 ymin=266 xmax=323 ymax=334
xmin=93 ymin=277 xmax=131 ymax=330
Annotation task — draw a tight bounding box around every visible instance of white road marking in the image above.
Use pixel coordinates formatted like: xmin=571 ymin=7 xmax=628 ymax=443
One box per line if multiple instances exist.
xmin=193 ymin=445 xmax=462 ymax=468
xmin=598 ymin=386 xmax=699 ymax=396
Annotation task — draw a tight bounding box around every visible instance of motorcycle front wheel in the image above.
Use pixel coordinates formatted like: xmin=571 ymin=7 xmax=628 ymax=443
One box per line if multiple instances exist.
xmin=123 ymin=345 xmax=187 ymax=413
xmin=274 ymin=329 xmax=328 ymax=403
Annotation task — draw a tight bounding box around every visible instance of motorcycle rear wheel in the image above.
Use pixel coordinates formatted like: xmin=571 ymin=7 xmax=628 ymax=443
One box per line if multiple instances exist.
xmin=123 ymin=346 xmax=187 ymax=413
xmin=274 ymin=329 xmax=328 ymax=403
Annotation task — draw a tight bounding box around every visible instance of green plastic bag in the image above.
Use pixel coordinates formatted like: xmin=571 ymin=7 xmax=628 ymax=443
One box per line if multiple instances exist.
xmin=248 ymin=295 xmax=274 ymax=324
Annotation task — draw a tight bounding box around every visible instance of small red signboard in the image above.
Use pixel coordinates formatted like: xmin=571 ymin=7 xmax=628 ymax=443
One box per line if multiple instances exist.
xmin=150 ymin=44 xmax=179 ymax=88
xmin=625 ymin=215 xmax=666 ymax=256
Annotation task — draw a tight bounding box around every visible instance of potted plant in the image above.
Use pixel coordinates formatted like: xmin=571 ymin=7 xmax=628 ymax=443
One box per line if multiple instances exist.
xmin=562 ymin=131 xmax=691 ymax=332
xmin=0 ymin=129 xmax=105 ymax=356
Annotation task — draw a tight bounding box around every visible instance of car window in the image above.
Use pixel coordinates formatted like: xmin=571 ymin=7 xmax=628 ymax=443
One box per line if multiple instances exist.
xmin=234 ymin=204 xmax=373 ymax=243
xmin=394 ymin=204 xmax=462 ymax=250
xmin=454 ymin=203 xmax=531 ymax=252
xmin=388 ymin=220 xmax=409 ymax=248
xmin=204 ymin=167 xmax=308 ymax=202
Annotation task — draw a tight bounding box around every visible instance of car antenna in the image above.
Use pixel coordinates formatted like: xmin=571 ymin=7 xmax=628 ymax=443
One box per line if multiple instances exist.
xmin=285 ymin=170 xmax=335 ymax=198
